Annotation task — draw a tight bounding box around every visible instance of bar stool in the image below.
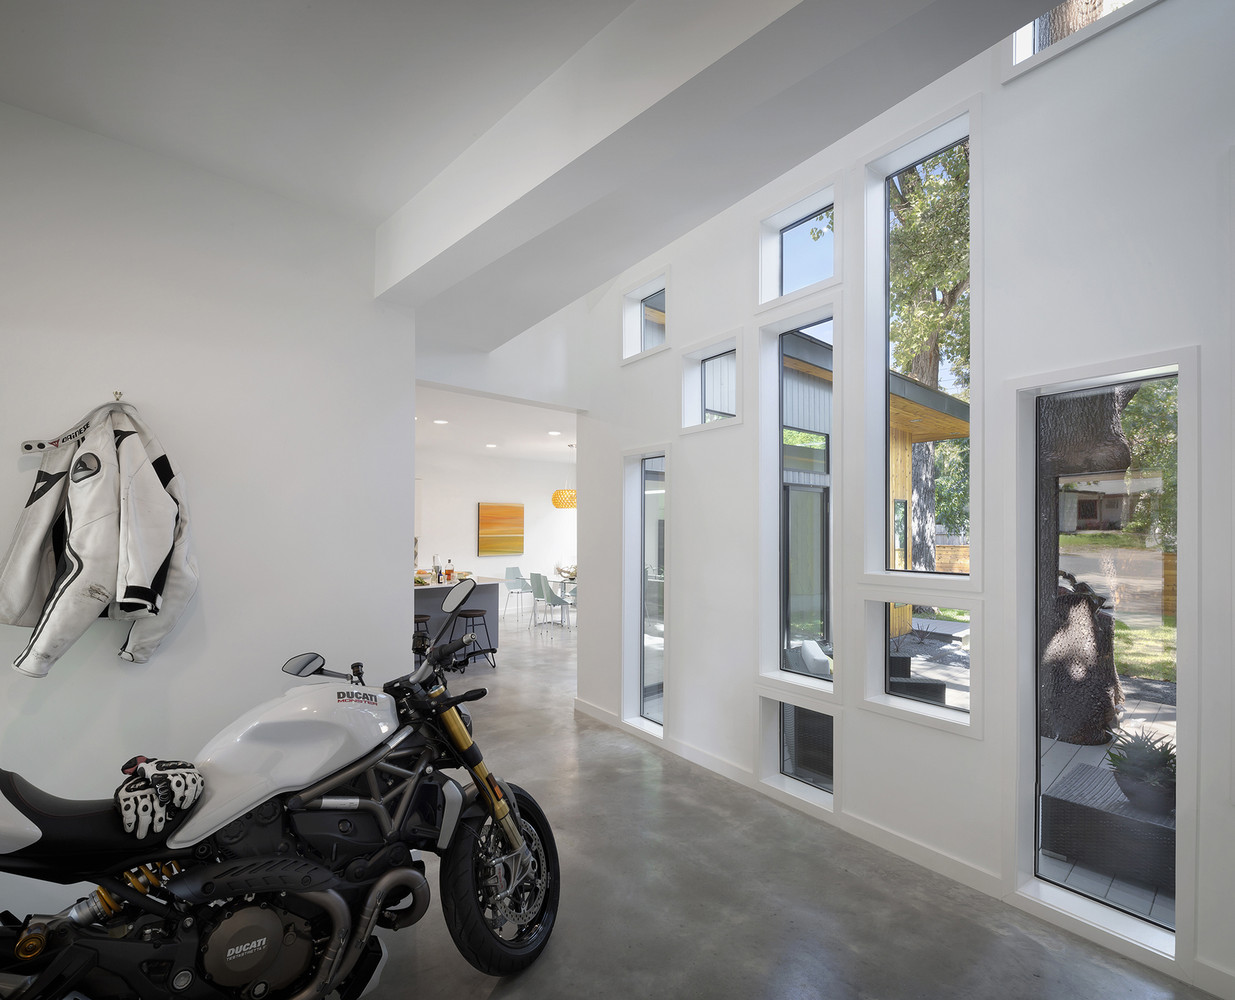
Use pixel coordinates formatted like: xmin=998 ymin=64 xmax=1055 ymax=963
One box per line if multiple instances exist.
xmin=413 ymin=614 xmax=431 ymax=662
xmin=449 ymin=608 xmax=496 ymax=669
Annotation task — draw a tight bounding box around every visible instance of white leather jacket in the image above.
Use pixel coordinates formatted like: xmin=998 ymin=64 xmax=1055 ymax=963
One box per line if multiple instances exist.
xmin=0 ymin=403 xmax=198 ymax=677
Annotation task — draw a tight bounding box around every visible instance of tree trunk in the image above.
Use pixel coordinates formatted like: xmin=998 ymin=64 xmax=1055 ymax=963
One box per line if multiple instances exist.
xmin=1036 ymin=385 xmax=1136 ymax=743
xmin=1035 ymin=0 xmax=1106 ymax=51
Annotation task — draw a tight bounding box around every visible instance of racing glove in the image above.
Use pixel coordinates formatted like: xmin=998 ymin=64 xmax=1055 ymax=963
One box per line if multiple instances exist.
xmin=115 ymin=756 xmax=203 ymax=838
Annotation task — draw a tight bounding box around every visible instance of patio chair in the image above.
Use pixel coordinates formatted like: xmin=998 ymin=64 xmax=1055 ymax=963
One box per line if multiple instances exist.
xmin=503 ymin=566 xmax=532 ymax=618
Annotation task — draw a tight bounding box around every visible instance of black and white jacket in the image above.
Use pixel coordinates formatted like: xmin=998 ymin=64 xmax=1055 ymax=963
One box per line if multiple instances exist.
xmin=0 ymin=403 xmax=198 ymax=677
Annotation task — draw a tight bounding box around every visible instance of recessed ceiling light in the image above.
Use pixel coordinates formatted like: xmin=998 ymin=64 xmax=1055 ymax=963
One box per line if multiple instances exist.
xmin=548 ymin=430 xmax=561 ymax=436
xmin=485 ymin=443 xmax=497 ymax=448
xmin=433 ymin=419 xmax=448 ymax=425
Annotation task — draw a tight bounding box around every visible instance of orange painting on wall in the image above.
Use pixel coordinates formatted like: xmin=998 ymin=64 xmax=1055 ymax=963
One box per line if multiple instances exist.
xmin=477 ymin=502 xmax=524 ymax=556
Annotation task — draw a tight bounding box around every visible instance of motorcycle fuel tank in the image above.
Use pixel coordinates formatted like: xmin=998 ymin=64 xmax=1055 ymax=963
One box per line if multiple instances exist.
xmin=167 ymin=682 xmax=399 ymax=848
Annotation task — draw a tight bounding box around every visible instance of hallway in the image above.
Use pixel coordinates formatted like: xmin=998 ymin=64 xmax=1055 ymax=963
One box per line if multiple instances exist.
xmin=372 ymin=619 xmax=1211 ymax=1000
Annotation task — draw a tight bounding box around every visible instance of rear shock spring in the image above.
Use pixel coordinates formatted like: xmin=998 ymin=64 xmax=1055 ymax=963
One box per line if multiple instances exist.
xmin=15 ymin=862 xmax=184 ymax=960
xmin=72 ymin=862 xmax=182 ymax=923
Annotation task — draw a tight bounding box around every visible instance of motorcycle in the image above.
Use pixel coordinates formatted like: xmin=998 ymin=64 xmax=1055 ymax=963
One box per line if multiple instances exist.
xmin=0 ymin=577 xmax=559 ymax=1000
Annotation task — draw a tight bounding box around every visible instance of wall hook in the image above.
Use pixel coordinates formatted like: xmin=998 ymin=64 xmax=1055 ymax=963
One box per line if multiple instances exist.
xmin=113 ymin=390 xmax=124 ymax=401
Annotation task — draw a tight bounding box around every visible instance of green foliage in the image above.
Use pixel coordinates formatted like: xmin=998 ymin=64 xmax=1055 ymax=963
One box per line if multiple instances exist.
xmin=782 ymin=429 xmax=826 ymax=448
xmin=1058 ymin=530 xmax=1148 ymax=551
xmin=808 ymin=206 xmax=834 ymax=243
xmin=1105 ymin=727 xmax=1176 ymax=790
xmin=1121 ymin=377 xmax=1178 ymax=552
xmin=915 ymin=606 xmax=971 ymax=623
xmin=887 ymin=141 xmax=970 ymax=396
xmin=933 ymin=437 xmax=969 ymax=536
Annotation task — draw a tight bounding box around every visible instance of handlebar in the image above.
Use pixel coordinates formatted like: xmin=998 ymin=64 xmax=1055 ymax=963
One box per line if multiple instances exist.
xmin=430 ymin=632 xmax=477 ymax=667
xmin=399 ymin=631 xmax=477 ymax=687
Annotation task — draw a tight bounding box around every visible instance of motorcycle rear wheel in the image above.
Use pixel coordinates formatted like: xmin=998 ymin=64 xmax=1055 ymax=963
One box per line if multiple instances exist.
xmin=440 ymin=784 xmax=559 ymax=975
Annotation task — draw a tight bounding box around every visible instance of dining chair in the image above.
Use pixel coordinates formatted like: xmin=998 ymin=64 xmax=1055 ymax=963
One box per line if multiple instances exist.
xmin=528 ymin=573 xmax=550 ymax=629
xmin=503 ymin=566 xmax=532 ymax=618
xmin=542 ymin=577 xmax=575 ymax=629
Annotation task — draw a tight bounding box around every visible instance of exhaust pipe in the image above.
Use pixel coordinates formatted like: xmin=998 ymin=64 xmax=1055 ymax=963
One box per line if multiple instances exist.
xmin=329 ymin=868 xmax=430 ymax=989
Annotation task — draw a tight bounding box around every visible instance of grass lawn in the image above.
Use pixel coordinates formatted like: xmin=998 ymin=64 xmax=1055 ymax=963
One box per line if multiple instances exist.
xmin=1059 ymin=530 xmax=1151 ymax=552
xmin=913 ymin=607 xmax=971 ymax=623
xmin=1113 ymin=617 xmax=1177 ymax=683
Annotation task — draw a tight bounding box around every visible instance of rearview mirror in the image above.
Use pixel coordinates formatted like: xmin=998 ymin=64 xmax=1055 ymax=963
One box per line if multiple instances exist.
xmin=282 ymin=652 xmax=326 ymax=677
xmin=441 ymin=577 xmax=476 ymax=614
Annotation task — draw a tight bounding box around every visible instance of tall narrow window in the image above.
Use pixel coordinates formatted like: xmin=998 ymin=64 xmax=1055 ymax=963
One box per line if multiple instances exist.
xmin=641 ymin=456 xmax=666 ymax=724
xmin=1035 ymin=374 xmax=1178 ymax=929
xmin=624 ymin=277 xmax=668 ymax=358
xmin=781 ymin=321 xmax=833 ymax=679
xmin=885 ymin=137 xmax=970 ymax=575
xmin=701 ymin=349 xmax=737 ymax=423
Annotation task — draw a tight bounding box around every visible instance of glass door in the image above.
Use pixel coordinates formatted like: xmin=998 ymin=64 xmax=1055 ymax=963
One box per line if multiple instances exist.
xmin=1035 ymin=374 xmax=1178 ymax=929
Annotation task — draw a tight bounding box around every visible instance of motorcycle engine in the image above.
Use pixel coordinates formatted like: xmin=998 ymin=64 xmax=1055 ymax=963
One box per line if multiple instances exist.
xmin=199 ymin=902 xmax=314 ymax=992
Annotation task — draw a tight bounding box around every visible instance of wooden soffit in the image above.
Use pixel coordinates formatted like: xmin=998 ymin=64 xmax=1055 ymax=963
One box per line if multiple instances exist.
xmin=889 ymin=373 xmax=969 ymax=443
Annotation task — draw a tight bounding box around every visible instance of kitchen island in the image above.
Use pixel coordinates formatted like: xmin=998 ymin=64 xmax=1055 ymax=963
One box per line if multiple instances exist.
xmin=414 ymin=576 xmax=501 ymax=664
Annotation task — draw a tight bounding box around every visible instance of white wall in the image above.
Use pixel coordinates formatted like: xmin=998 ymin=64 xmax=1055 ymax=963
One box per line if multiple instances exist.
xmin=560 ymin=1 xmax=1235 ymax=994
xmin=414 ymin=297 xmax=593 ymax=413
xmin=0 ymin=102 xmax=417 ymax=913
xmin=415 ymin=449 xmax=577 ymax=584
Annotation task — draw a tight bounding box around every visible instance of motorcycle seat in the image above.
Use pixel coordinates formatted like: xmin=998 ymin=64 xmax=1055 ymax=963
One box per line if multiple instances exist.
xmin=0 ymin=769 xmax=187 ymax=880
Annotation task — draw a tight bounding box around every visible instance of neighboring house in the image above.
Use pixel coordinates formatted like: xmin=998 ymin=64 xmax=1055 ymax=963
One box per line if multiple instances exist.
xmin=1059 ymin=473 xmax=1164 ymax=532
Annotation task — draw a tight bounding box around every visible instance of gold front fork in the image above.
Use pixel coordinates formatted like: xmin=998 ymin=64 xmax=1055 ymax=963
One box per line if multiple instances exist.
xmin=432 ymin=690 xmax=525 ymax=851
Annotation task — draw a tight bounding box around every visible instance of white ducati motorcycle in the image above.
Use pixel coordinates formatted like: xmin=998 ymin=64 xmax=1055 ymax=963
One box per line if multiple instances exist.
xmin=0 ymin=579 xmax=559 ymax=1000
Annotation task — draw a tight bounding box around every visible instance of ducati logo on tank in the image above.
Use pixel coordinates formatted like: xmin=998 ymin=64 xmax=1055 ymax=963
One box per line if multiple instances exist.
xmin=338 ymin=691 xmax=379 ymax=705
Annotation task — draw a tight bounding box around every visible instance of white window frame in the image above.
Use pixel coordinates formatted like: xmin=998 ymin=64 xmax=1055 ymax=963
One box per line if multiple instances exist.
xmin=1002 ymin=0 xmax=1166 ymax=83
xmin=1007 ymin=346 xmax=1197 ymax=965
xmin=622 ymin=272 xmax=670 ymax=361
xmin=757 ymin=301 xmax=840 ymax=704
xmin=757 ymin=695 xmax=836 ymax=815
xmin=681 ymin=331 xmax=741 ymax=432
xmin=758 ymin=182 xmax=840 ymax=306
xmin=620 ymin=446 xmax=670 ymax=737
xmin=861 ymin=106 xmax=983 ymax=595
xmin=861 ymin=597 xmax=981 ymax=737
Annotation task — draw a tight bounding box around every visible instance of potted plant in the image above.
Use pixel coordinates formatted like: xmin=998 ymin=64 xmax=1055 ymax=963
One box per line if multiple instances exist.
xmin=888 ymin=629 xmax=912 ymax=679
xmin=1105 ymin=727 xmax=1176 ymax=814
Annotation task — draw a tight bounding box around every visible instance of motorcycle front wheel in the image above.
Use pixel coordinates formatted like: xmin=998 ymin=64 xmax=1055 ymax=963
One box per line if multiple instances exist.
xmin=440 ymin=783 xmax=560 ymax=975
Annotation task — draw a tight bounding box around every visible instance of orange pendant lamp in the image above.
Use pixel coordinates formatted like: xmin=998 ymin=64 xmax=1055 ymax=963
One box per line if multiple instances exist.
xmin=552 ymin=443 xmax=577 ymax=508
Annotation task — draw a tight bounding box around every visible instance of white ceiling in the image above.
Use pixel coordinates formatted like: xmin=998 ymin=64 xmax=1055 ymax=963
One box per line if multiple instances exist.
xmin=0 ymin=0 xmax=1048 ymax=356
xmin=415 ymin=383 xmax=577 ymax=465
xmin=0 ymin=0 xmax=634 ymax=225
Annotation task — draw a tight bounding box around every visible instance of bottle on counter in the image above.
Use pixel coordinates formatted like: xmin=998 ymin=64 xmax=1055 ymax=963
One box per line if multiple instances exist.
xmin=445 ymin=559 xmax=454 ymax=582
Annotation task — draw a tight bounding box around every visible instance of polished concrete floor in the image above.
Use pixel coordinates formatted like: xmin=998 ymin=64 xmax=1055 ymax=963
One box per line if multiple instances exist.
xmin=372 ymin=618 xmax=1214 ymax=1000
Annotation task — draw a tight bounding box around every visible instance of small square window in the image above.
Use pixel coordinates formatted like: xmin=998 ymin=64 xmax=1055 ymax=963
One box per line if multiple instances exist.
xmin=780 ymin=206 xmax=834 ymax=296
xmin=681 ymin=335 xmax=739 ymax=429
xmin=641 ymin=289 xmax=666 ymax=352
xmin=780 ymin=703 xmax=833 ymax=792
xmin=886 ymin=603 xmax=970 ymax=714
xmin=759 ymin=186 xmax=836 ymax=304
xmin=701 ymin=350 xmax=737 ymax=423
